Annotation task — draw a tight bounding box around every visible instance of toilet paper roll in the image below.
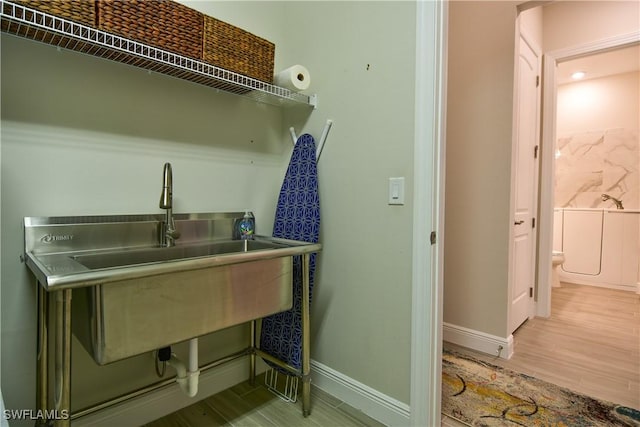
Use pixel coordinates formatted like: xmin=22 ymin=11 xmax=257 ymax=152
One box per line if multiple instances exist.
xmin=274 ymin=65 xmax=311 ymax=92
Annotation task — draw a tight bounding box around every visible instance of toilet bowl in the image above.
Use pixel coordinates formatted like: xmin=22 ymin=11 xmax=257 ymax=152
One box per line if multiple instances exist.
xmin=551 ymin=251 xmax=565 ymax=288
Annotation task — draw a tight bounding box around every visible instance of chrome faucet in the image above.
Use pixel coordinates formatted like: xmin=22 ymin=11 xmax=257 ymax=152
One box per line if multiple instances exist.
xmin=601 ymin=193 xmax=624 ymax=210
xmin=159 ymin=162 xmax=180 ymax=246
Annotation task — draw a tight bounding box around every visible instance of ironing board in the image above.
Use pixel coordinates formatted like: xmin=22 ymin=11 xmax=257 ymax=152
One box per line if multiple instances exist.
xmin=260 ymin=133 xmax=320 ymax=388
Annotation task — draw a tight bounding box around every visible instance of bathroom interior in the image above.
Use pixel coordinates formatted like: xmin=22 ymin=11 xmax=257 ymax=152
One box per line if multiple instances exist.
xmin=551 ymin=43 xmax=640 ymax=294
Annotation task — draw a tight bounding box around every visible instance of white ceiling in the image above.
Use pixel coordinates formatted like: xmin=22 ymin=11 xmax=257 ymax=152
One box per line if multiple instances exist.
xmin=557 ymin=44 xmax=640 ymax=85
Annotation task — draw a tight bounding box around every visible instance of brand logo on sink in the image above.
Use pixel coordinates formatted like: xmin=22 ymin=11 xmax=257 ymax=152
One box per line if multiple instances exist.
xmin=40 ymin=234 xmax=74 ymax=243
xmin=45 ymin=264 xmax=74 ymax=273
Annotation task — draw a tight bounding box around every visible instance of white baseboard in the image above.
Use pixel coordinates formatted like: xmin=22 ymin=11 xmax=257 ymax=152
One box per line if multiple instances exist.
xmin=73 ymin=357 xmax=262 ymax=427
xmin=443 ymin=322 xmax=514 ymax=359
xmin=310 ymin=359 xmax=411 ymax=427
xmin=558 ymin=275 xmax=638 ymax=293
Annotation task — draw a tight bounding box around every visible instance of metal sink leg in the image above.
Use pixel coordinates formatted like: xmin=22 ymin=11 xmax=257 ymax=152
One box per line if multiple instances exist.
xmin=249 ymin=320 xmax=257 ymax=386
xmin=302 ymin=253 xmax=311 ymax=417
xmin=35 ymin=286 xmax=71 ymax=427
xmin=36 ymin=286 xmax=48 ymax=427
xmin=54 ymin=290 xmax=72 ymax=427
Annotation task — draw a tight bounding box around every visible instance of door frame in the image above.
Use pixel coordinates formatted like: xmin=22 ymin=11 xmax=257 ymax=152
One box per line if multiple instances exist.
xmin=536 ymin=30 xmax=640 ymax=317
xmin=410 ymin=1 xmax=448 ymax=426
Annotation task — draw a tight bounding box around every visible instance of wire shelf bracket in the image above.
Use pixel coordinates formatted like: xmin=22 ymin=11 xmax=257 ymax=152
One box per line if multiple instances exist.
xmin=0 ymin=0 xmax=317 ymax=109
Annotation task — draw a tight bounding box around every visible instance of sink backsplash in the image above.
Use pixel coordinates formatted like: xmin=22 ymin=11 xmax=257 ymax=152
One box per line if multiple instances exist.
xmin=24 ymin=212 xmax=248 ymax=256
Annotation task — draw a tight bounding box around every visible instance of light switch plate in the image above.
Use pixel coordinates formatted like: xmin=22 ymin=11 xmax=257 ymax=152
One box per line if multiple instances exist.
xmin=388 ymin=177 xmax=405 ymax=205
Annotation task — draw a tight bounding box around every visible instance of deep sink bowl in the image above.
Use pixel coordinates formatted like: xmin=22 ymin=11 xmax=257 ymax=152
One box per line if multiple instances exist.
xmin=72 ymin=239 xmax=287 ymax=270
xmin=23 ymin=213 xmax=321 ymax=365
xmin=72 ymin=253 xmax=293 ymax=364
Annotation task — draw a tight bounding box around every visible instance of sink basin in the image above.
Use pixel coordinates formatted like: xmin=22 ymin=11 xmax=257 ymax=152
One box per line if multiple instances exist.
xmin=72 ymin=239 xmax=286 ymax=270
xmin=23 ymin=212 xmax=321 ymax=365
xmin=72 ymin=254 xmax=294 ymax=364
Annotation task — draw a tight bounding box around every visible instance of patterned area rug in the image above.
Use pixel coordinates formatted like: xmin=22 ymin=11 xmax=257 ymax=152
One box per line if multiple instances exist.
xmin=442 ymin=350 xmax=640 ymax=426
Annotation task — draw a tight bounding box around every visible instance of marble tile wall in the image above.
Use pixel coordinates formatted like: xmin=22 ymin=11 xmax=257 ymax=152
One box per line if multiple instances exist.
xmin=555 ymin=128 xmax=640 ymax=209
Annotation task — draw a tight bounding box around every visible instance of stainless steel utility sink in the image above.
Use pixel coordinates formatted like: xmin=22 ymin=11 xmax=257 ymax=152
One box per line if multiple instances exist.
xmin=23 ymin=212 xmax=321 ymax=365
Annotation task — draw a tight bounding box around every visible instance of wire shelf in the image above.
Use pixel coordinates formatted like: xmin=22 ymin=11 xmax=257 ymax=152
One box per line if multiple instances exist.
xmin=0 ymin=0 xmax=317 ymax=108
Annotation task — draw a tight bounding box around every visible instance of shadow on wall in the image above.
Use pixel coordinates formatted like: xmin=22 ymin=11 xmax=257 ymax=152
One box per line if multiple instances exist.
xmin=0 ymin=36 xmax=313 ymax=154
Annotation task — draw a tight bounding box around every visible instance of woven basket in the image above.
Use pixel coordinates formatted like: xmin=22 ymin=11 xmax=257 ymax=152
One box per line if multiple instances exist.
xmin=97 ymin=0 xmax=203 ymax=61
xmin=12 ymin=0 xmax=96 ymax=27
xmin=203 ymin=16 xmax=275 ymax=83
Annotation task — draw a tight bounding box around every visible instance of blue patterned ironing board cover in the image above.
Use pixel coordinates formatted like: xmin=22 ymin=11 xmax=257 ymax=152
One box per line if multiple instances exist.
xmin=260 ymin=133 xmax=320 ymax=373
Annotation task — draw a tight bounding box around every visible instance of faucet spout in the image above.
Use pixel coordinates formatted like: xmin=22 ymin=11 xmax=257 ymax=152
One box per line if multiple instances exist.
xmin=160 ymin=163 xmax=172 ymax=209
xmin=601 ymin=193 xmax=624 ymax=210
xmin=160 ymin=163 xmax=180 ymax=246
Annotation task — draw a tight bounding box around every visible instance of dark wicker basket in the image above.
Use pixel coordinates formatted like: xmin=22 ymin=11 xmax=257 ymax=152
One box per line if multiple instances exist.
xmin=203 ymin=16 xmax=275 ymax=83
xmin=12 ymin=0 xmax=96 ymax=27
xmin=97 ymin=0 xmax=203 ymax=61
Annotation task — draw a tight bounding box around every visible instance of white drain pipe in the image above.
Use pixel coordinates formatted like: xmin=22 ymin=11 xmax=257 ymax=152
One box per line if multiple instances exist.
xmin=167 ymin=338 xmax=200 ymax=397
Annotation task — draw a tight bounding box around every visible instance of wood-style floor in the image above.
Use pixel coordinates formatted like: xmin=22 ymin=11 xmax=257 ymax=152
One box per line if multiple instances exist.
xmin=143 ymin=374 xmax=386 ymax=427
xmin=445 ymin=283 xmax=640 ymax=410
xmin=147 ymin=283 xmax=638 ymax=427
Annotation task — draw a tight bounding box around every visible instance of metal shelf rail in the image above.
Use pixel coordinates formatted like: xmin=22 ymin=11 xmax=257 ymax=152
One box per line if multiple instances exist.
xmin=0 ymin=0 xmax=317 ymax=108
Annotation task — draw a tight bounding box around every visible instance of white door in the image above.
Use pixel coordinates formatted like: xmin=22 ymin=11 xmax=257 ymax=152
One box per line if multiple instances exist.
xmin=510 ymin=32 xmax=540 ymax=334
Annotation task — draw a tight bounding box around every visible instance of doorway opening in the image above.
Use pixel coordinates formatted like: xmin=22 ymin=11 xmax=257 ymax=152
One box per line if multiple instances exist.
xmin=537 ymin=33 xmax=640 ymax=316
